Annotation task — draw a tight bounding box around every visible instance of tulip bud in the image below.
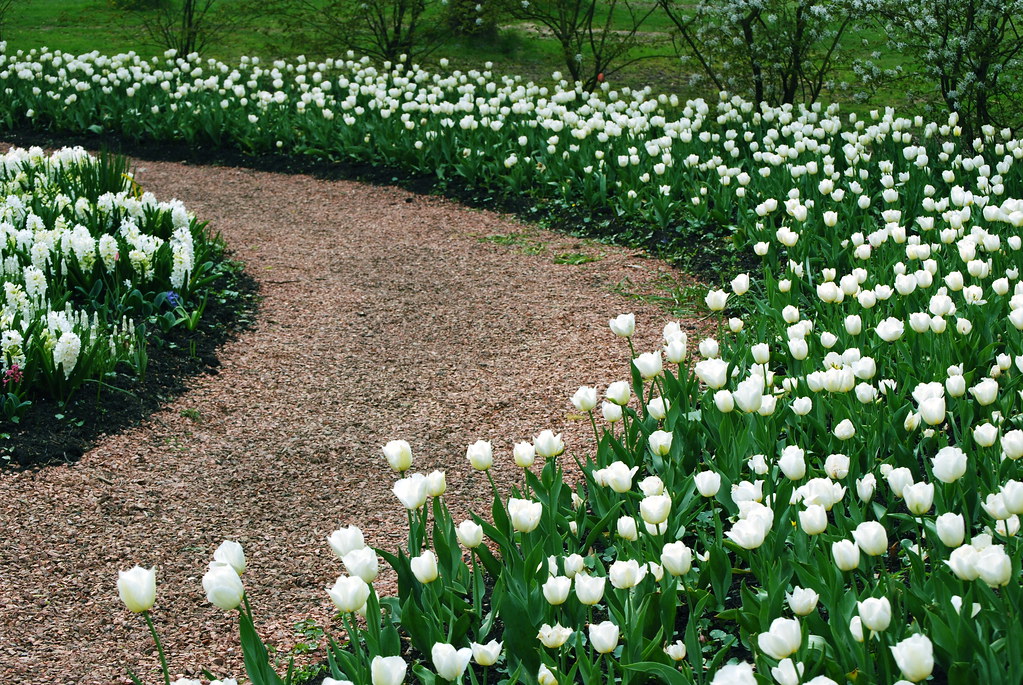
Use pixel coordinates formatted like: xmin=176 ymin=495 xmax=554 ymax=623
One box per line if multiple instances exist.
xmin=714 ymin=389 xmax=735 ymax=412
xmin=890 ymin=634 xmax=934 ymax=682
xmin=771 ymin=658 xmax=804 ymax=685
xmin=571 ymin=386 xmax=597 ymax=412
xmin=471 ymin=640 xmax=502 ymax=667
xmin=757 ymin=617 xmax=801 ymax=660
xmin=326 ymin=575 xmax=370 ymax=613
xmin=382 ymin=440 xmax=413 ymax=472
xmin=1002 ymin=430 xmax=1023 ymax=459
xmin=411 ymin=550 xmax=439 ymax=584
xmin=639 ymin=475 xmax=665 ymax=497
xmin=834 ymin=419 xmax=855 ymax=440
xmin=791 ymin=396 xmax=813 ymax=415
xmin=946 ymin=544 xmax=980 ymax=580
xmin=799 ymin=505 xmax=828 ymax=535
xmin=342 ymin=547 xmax=379 ymax=583
xmin=694 ymin=471 xmax=721 ymax=497
xmin=574 ymin=573 xmax=606 ymax=605
xmin=588 ymin=621 xmax=620 ymax=654
xmin=608 ymin=559 xmax=647 ymax=589
xmin=633 ymin=351 xmax=663 ymax=379
xmin=508 ymin=498 xmax=542 ymax=533
xmin=538 ymin=664 xmax=559 ymax=685
xmin=856 ymin=474 xmax=876 ymax=502
xmin=534 ymin=430 xmax=565 ymax=458
xmin=456 ymin=520 xmax=484 ymax=548
xmin=467 ymin=440 xmax=494 ymax=470
xmin=542 ymin=576 xmax=571 ymax=605
xmin=605 ymin=380 xmax=631 ymax=405
xmin=647 ymin=397 xmax=670 ymax=420
xmin=393 ymin=473 xmax=429 ymax=509
xmin=974 ymin=422 xmax=998 ymax=447
xmin=786 ymin=587 xmax=819 ymax=616
xmin=779 ymin=445 xmax=807 ymax=480
xmin=853 ymin=521 xmax=888 ymax=556
xmin=858 ymin=597 xmax=892 ymax=631
xmin=976 ymin=545 xmax=1012 ymax=587
xmin=425 ymin=470 xmax=446 ymax=497
xmin=849 ymin=616 xmax=865 ymax=642
xmin=640 ymin=494 xmax=672 ymax=525
xmin=432 ymin=643 xmax=472 ymax=681
xmin=705 ymin=289 xmax=728 ymax=311
xmin=603 ymin=461 xmax=639 ymax=493
xmin=903 ymin=482 xmax=934 ymax=515
xmin=371 ymin=656 xmax=407 ymax=685
xmin=832 ymin=539 xmax=861 ymax=571
xmin=617 ymin=515 xmax=638 ymax=541
xmin=648 ymin=430 xmax=673 ymax=457
xmin=328 ymin=525 xmax=365 ymax=560
xmin=117 ymin=565 xmax=157 ymax=614
xmin=935 ymin=512 xmax=965 ymax=547
xmin=203 ymin=563 xmax=245 ymax=611
xmin=602 ymin=401 xmax=623 ymax=423
xmin=609 ymin=313 xmax=635 ymax=337
xmin=1002 ymin=480 xmax=1023 ymax=515
xmin=661 ymin=541 xmax=692 ymax=576
xmin=664 ymin=640 xmax=687 ymax=661
xmin=931 ymin=446 xmax=967 ymax=483
xmin=213 ymin=541 xmax=246 ymax=575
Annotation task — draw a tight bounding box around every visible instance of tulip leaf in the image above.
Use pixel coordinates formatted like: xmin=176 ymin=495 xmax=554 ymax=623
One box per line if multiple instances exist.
xmin=238 ymin=610 xmax=285 ymax=685
xmin=412 ymin=663 xmax=438 ymax=684
xmin=621 ymin=661 xmax=689 ymax=684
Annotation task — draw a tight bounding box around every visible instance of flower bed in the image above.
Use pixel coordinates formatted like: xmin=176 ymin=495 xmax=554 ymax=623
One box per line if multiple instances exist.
xmin=120 ymin=173 xmax=1023 ymax=681
xmin=0 ymin=145 xmax=241 ymax=443
xmin=1 ymin=45 xmax=1019 ymax=268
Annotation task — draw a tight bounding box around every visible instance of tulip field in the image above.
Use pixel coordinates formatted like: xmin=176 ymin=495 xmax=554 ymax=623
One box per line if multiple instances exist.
xmin=3 ymin=39 xmax=1023 ymax=685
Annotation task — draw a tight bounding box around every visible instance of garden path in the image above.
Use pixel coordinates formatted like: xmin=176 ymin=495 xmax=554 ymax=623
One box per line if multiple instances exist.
xmin=0 ymin=157 xmax=701 ymax=684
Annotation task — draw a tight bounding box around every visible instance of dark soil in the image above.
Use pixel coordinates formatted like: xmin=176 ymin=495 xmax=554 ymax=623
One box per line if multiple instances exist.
xmin=0 ymin=264 xmax=260 ymax=468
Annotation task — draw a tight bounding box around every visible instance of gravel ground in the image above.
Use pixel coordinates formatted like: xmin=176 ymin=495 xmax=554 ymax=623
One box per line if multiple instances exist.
xmin=0 ymin=155 xmax=704 ymax=684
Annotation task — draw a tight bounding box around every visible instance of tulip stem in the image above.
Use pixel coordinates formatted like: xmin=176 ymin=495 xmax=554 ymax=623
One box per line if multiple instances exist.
xmin=588 ymin=410 xmax=600 ymax=448
xmin=143 ymin=611 xmax=171 ymax=685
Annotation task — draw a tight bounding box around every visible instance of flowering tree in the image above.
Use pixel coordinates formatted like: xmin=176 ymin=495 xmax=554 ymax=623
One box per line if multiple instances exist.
xmin=859 ymin=0 xmax=1023 ymax=142
xmin=658 ymin=0 xmax=860 ymax=105
xmin=503 ymin=0 xmax=660 ymax=89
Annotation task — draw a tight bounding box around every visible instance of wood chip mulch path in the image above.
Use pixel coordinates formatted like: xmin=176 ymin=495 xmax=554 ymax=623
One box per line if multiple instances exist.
xmin=0 ymin=155 xmax=705 ymax=684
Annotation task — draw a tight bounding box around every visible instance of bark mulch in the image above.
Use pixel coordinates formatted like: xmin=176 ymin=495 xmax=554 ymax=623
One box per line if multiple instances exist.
xmin=0 ymin=152 xmax=705 ymax=684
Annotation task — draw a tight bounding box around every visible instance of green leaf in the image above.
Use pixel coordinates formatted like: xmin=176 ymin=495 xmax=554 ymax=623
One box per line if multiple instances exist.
xmin=238 ymin=609 xmax=285 ymax=685
xmin=621 ymin=661 xmax=689 ymax=684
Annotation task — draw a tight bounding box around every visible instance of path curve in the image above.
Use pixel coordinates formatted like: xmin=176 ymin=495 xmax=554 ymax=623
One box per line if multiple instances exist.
xmin=0 ymin=157 xmax=699 ymax=684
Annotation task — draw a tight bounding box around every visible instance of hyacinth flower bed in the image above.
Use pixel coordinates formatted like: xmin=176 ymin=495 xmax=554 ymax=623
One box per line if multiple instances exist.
xmin=119 ymin=178 xmax=1023 ymax=680
xmin=0 ymin=145 xmax=247 ymax=462
xmin=1 ymin=44 xmax=1019 ymax=271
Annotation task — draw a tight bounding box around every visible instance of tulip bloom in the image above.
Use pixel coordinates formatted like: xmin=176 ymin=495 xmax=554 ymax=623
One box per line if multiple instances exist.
xmin=411 ymin=550 xmax=439 ymax=584
xmin=117 ymin=565 xmax=157 ymax=614
xmin=890 ymin=634 xmax=934 ymax=682
xmin=371 ymin=656 xmax=407 ymax=685
xmin=202 ymin=563 xmax=244 ymax=611
xmin=588 ymin=621 xmax=620 ymax=654
xmin=471 ymin=640 xmax=502 ymax=666
xmin=431 ymin=643 xmax=472 ymax=681
xmin=326 ymin=575 xmax=370 ymax=613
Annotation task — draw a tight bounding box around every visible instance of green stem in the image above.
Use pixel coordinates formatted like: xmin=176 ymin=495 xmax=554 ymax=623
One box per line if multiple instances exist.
xmin=143 ymin=611 xmax=171 ymax=685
